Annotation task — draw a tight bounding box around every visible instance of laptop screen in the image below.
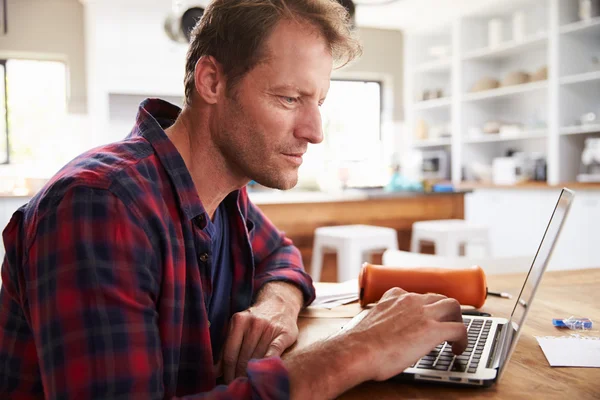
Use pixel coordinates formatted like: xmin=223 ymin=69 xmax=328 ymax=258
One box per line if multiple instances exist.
xmin=498 ymin=188 xmax=574 ymax=376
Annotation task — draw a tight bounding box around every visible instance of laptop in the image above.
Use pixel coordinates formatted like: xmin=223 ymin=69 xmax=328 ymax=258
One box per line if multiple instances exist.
xmin=340 ymin=188 xmax=574 ymax=387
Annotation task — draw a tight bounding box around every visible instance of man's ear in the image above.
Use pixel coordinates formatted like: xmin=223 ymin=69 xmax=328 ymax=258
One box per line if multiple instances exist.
xmin=193 ymin=55 xmax=226 ymax=104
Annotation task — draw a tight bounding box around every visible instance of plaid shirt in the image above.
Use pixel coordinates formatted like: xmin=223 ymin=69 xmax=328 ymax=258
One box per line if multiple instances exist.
xmin=0 ymin=98 xmax=315 ymax=399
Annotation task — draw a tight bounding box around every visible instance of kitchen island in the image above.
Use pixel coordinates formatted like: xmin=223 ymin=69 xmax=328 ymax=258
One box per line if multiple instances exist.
xmin=250 ymin=189 xmax=467 ymax=281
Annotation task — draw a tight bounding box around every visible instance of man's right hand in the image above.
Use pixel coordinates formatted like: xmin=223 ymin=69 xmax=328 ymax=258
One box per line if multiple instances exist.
xmin=348 ymin=287 xmax=468 ymax=382
xmin=284 ymin=287 xmax=468 ymax=400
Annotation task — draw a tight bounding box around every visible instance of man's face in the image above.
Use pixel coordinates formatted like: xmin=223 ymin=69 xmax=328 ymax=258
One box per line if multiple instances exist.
xmin=214 ymin=19 xmax=333 ymax=190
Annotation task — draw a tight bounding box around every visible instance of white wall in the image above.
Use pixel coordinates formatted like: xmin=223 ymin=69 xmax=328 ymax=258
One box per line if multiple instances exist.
xmin=0 ymin=0 xmax=87 ymax=114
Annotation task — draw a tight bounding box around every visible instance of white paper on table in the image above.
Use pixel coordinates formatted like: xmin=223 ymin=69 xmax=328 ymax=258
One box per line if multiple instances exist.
xmin=310 ymin=279 xmax=359 ymax=308
xmin=536 ymin=335 xmax=600 ymax=367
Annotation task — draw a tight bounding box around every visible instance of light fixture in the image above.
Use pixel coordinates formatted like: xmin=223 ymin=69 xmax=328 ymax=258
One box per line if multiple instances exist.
xmin=164 ymin=1 xmax=207 ymax=43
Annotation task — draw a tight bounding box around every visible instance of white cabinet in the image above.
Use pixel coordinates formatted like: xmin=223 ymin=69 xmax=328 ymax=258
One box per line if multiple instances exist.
xmin=466 ymin=188 xmax=600 ymax=270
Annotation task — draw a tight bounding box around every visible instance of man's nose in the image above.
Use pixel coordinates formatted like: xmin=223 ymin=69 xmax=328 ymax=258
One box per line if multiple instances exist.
xmin=294 ymin=104 xmax=323 ymax=144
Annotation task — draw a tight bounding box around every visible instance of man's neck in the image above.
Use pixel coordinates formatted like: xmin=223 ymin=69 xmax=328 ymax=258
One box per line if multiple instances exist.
xmin=165 ymin=108 xmax=247 ymax=219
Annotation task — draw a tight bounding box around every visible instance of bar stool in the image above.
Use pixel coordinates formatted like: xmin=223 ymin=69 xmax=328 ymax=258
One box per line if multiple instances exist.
xmin=310 ymin=224 xmax=399 ymax=282
xmin=410 ymin=219 xmax=491 ymax=257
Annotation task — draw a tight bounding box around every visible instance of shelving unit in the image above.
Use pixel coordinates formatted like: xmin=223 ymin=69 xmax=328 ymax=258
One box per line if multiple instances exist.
xmin=463 ymin=81 xmax=548 ymax=102
xmin=404 ymin=0 xmax=600 ymax=186
xmin=462 ymin=32 xmax=548 ymax=61
xmin=413 ymin=97 xmax=452 ymax=110
xmin=560 ymin=124 xmax=600 ymax=135
xmin=464 ymin=129 xmax=547 ymax=144
xmin=413 ymin=138 xmax=452 ymax=148
xmin=559 ymin=70 xmax=600 ymax=85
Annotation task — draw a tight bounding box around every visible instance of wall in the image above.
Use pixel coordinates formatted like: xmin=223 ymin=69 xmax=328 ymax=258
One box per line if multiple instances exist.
xmin=341 ymin=27 xmax=404 ymax=122
xmin=0 ymin=0 xmax=87 ymax=114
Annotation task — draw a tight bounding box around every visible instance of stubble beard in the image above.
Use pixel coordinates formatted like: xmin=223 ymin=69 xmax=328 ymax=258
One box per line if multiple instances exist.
xmin=217 ymin=92 xmax=299 ymax=191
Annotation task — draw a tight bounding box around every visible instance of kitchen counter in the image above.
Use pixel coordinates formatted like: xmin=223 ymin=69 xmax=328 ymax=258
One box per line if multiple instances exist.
xmin=457 ymin=181 xmax=600 ymax=190
xmin=248 ymin=187 xmax=467 ymax=205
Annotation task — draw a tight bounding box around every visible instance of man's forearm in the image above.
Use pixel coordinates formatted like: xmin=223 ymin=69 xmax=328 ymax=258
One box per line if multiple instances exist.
xmin=284 ymin=331 xmax=372 ymax=400
xmin=254 ymin=281 xmax=304 ymax=317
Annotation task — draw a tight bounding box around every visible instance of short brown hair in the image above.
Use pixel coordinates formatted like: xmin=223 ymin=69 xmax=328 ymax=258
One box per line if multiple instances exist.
xmin=183 ymin=0 xmax=362 ymax=106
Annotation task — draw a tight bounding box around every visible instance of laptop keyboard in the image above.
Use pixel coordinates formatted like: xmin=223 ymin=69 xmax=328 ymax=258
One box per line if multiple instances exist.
xmin=412 ymin=318 xmax=492 ymax=373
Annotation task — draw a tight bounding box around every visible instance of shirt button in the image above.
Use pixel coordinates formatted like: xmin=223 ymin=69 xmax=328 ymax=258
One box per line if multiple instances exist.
xmin=194 ymin=214 xmax=207 ymax=229
xmin=199 ymin=253 xmax=209 ymax=263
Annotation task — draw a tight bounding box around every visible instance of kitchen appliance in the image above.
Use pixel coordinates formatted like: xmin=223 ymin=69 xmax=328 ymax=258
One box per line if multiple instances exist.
xmin=421 ymin=150 xmax=450 ymax=180
xmin=578 ymin=137 xmax=600 ymax=182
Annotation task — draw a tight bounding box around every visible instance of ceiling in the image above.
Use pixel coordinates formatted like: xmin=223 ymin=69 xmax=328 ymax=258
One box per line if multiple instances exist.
xmin=354 ymin=0 xmax=532 ymax=33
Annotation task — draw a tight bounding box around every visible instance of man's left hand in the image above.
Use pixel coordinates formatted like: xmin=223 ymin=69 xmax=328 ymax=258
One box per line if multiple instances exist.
xmin=222 ymin=281 xmax=304 ymax=383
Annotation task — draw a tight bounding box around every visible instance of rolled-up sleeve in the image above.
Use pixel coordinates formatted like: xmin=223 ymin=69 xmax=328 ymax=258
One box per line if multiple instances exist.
xmin=246 ymin=199 xmax=315 ymax=307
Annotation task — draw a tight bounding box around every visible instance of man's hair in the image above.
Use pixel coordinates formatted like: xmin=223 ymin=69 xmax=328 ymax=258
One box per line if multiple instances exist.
xmin=183 ymin=0 xmax=362 ymax=106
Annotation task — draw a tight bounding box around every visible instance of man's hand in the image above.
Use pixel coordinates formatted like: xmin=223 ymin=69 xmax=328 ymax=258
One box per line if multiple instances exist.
xmin=284 ymin=287 xmax=468 ymax=399
xmin=351 ymin=287 xmax=468 ymax=381
xmin=222 ymin=281 xmax=303 ymax=383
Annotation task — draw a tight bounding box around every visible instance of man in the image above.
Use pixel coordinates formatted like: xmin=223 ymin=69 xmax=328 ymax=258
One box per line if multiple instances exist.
xmin=0 ymin=0 xmax=467 ymax=399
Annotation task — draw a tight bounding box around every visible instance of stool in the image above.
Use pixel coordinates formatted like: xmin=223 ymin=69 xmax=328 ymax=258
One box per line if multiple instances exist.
xmin=410 ymin=219 xmax=491 ymax=257
xmin=310 ymin=225 xmax=398 ymax=282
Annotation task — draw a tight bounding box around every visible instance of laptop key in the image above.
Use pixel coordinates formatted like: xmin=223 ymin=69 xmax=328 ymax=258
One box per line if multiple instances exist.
xmin=468 ymin=367 xmax=477 ymax=373
xmin=434 ymin=364 xmax=450 ymax=371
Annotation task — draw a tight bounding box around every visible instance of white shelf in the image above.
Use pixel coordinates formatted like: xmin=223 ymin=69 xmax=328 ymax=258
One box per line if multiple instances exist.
xmin=413 ymin=138 xmax=452 ymax=148
xmin=463 ymin=80 xmax=547 ymax=102
xmin=560 ymin=16 xmax=600 ymax=36
xmin=463 ymin=130 xmax=547 ymax=144
xmin=413 ymin=97 xmax=452 ymax=110
xmin=462 ymin=33 xmax=548 ymax=62
xmin=560 ymin=70 xmax=600 ymax=86
xmin=560 ymin=124 xmax=600 ymax=136
xmin=414 ymin=58 xmax=452 ymax=73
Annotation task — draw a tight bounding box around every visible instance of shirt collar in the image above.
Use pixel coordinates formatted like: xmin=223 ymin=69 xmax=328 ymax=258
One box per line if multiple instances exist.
xmin=128 ymin=98 xmax=206 ymax=221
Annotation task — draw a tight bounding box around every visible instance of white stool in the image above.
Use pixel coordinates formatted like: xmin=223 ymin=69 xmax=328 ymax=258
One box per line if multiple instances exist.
xmin=410 ymin=219 xmax=491 ymax=257
xmin=311 ymin=225 xmax=399 ymax=282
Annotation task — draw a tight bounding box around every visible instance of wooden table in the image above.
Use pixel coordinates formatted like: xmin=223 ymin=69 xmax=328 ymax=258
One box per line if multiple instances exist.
xmin=290 ymin=269 xmax=600 ymax=399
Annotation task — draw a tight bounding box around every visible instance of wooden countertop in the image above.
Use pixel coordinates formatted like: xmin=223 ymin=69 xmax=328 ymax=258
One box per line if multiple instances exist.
xmin=290 ymin=268 xmax=600 ymax=399
xmin=458 ymin=181 xmax=600 ymax=190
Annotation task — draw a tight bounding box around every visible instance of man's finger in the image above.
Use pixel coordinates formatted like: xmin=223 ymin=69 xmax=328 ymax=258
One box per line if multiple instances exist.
xmin=222 ymin=313 xmax=248 ymax=383
xmin=264 ymin=336 xmax=286 ymax=358
xmin=235 ymin=321 xmax=265 ymax=378
xmin=436 ymin=321 xmax=468 ymax=355
xmin=425 ymin=298 xmax=463 ymax=323
xmin=251 ymin=326 xmax=275 ymax=360
xmin=380 ymin=287 xmax=408 ymax=301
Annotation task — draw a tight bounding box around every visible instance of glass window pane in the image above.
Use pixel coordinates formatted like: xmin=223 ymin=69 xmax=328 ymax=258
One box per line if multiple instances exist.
xmin=298 ymin=80 xmax=383 ymax=190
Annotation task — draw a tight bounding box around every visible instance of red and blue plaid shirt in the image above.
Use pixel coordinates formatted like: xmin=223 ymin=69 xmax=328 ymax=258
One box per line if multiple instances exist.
xmin=0 ymin=98 xmax=315 ymax=399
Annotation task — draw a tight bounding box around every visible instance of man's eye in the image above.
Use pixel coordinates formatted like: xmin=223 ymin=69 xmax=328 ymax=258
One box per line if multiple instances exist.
xmin=281 ymin=96 xmax=297 ymax=104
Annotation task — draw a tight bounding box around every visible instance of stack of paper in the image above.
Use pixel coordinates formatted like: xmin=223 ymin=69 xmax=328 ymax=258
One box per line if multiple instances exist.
xmin=310 ymin=279 xmax=359 ymax=309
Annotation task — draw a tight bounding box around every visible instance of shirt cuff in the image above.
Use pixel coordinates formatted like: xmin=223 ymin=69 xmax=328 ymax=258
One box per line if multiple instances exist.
xmin=247 ymin=357 xmax=290 ymax=400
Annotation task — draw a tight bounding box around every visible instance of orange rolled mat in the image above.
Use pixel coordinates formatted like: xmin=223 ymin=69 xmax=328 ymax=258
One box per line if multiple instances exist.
xmin=358 ymin=263 xmax=488 ymax=308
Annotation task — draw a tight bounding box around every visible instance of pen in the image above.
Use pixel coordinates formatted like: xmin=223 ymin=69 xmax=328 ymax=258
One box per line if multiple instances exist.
xmin=487 ymin=291 xmax=513 ymax=299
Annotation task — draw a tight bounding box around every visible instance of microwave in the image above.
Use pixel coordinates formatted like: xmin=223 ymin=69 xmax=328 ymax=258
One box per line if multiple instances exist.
xmin=421 ymin=150 xmax=450 ymax=180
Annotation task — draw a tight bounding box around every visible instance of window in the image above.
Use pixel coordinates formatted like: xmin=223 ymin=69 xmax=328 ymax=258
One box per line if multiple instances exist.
xmin=298 ymin=79 xmax=386 ymax=190
xmin=0 ymin=59 xmax=69 ymax=169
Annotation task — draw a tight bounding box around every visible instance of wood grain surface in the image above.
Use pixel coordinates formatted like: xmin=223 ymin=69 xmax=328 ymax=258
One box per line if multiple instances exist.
xmin=288 ymin=269 xmax=600 ymax=399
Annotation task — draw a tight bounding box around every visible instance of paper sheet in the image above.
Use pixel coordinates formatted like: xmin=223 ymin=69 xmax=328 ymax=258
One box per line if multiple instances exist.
xmin=309 ymin=279 xmax=359 ymax=309
xmin=536 ymin=335 xmax=600 ymax=368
